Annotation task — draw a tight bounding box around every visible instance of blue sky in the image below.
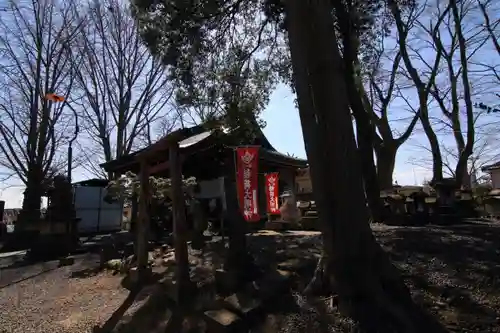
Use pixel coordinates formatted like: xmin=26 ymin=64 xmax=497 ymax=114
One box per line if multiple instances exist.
xmin=261 ymin=84 xmax=435 ymax=186
xmin=0 ymin=85 xmax=432 ymax=208
xmin=1 ymin=0 xmax=498 ymax=208
xmin=0 ymin=79 xmax=497 ymax=209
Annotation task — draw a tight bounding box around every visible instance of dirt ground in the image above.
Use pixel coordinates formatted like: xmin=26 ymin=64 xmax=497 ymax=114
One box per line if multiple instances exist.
xmin=0 ymin=221 xmax=499 ymax=332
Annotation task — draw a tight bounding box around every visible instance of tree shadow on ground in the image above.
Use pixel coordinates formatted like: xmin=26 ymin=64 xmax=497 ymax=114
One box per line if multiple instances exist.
xmin=92 ymin=268 xmax=179 ymax=333
xmin=243 ymin=226 xmax=500 ymax=332
xmin=0 ymin=258 xmax=60 ymax=289
xmin=376 ymin=222 xmax=500 ymax=332
xmin=89 ymin=245 xmax=228 ymax=333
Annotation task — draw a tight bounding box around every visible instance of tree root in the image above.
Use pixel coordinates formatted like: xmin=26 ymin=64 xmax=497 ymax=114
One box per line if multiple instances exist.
xmin=304 ymin=255 xmax=334 ymax=296
xmin=306 ymin=252 xmax=449 ymax=333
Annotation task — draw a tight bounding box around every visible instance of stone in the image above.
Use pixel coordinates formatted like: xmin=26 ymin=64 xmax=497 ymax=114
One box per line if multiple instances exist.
xmin=203 ymin=309 xmax=242 ymax=333
xmin=127 ymin=266 xmax=152 ymax=286
xmin=58 ymin=256 xmax=75 ymax=267
xmin=276 ymin=269 xmax=293 ymax=279
xmin=106 ymin=259 xmax=123 ymax=271
xmin=223 ymin=293 xmax=262 ymax=317
xmin=277 ymin=258 xmax=303 ymax=271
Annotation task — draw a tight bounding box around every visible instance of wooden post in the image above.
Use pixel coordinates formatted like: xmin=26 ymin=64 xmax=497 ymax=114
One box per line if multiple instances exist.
xmin=136 ymin=158 xmax=151 ymax=279
xmin=289 ymin=168 xmax=298 ymax=202
xmin=169 ymin=141 xmax=192 ymax=301
xmin=131 ymin=192 xmax=138 ymax=233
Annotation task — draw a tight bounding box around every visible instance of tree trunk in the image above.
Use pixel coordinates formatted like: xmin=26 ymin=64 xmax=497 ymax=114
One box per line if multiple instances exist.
xmin=130 ymin=192 xmax=138 ymax=234
xmin=354 ymin=117 xmax=383 ymax=222
xmin=419 ymin=108 xmax=444 ymax=184
xmin=376 ymin=146 xmax=397 ymax=191
xmin=222 ymin=172 xmax=257 ymax=280
xmin=17 ymin=167 xmax=43 ymax=231
xmin=136 ymin=159 xmax=150 ymax=279
xmin=451 ymin=0 xmax=475 ymax=190
xmin=337 ymin=21 xmax=383 ymax=222
xmin=285 ymin=0 xmax=447 ymax=331
xmin=169 ymin=142 xmax=194 ymax=302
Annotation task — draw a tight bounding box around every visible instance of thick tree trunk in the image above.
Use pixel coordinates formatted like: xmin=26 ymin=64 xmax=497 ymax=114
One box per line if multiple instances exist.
xmin=417 ymin=106 xmax=444 ymax=184
xmin=169 ymin=143 xmax=195 ymax=302
xmin=451 ymin=0 xmax=475 ymax=190
xmin=285 ymin=0 xmax=447 ymax=331
xmin=136 ymin=160 xmax=151 ymax=279
xmin=376 ymin=146 xmax=397 ymax=191
xmin=339 ymin=35 xmax=383 ymax=222
xmin=17 ymin=167 xmax=43 ymax=231
xmin=354 ymin=118 xmax=383 ymax=222
xmin=222 ymin=172 xmax=257 ymax=280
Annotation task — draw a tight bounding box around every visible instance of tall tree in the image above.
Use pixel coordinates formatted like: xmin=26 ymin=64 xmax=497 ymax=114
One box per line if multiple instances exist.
xmin=395 ymin=0 xmax=496 ymax=188
xmin=475 ymin=0 xmax=499 ymax=97
xmin=132 ymin=0 xmax=283 ymax=276
xmin=132 ymin=0 xmax=448 ymax=329
xmin=364 ymin=41 xmax=420 ymax=190
xmin=409 ymin=133 xmax=499 ymax=184
xmin=328 ymin=0 xmax=384 ymax=220
xmin=389 ymin=0 xmax=448 ymax=184
xmin=69 ymin=0 xmax=175 ymax=179
xmin=285 ymin=0 xmax=446 ymax=330
xmin=0 ymin=0 xmax=82 ymax=227
xmin=427 ymin=0 xmax=489 ymax=188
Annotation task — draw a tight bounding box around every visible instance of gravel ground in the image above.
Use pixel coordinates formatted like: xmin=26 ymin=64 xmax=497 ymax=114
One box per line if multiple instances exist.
xmin=1 ymin=221 xmax=499 ymax=333
xmin=247 ymin=222 xmax=500 ymax=332
xmin=376 ymin=222 xmax=500 ymax=332
xmin=0 ymin=254 xmax=137 ymax=333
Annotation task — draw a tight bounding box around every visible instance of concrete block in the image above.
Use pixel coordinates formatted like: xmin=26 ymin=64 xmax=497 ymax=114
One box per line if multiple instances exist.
xmin=223 ymin=292 xmax=262 ymax=317
xmin=204 ymin=309 xmax=242 ymax=333
xmin=58 ymin=256 xmax=75 ymax=267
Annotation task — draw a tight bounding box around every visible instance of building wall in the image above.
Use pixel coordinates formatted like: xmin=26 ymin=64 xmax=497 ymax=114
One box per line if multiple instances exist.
xmin=296 ymin=168 xmax=313 ymax=193
xmin=490 ymin=169 xmax=500 ymax=189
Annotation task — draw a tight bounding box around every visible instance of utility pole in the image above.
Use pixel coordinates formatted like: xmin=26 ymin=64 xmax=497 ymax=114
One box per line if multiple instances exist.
xmin=45 ymin=93 xmax=79 ymax=183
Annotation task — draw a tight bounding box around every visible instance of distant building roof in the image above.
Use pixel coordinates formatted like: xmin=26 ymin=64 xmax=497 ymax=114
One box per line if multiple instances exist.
xmin=73 ymin=178 xmax=109 ymax=187
xmin=100 ymin=123 xmax=307 ymax=174
xmin=482 ymin=161 xmax=500 ymax=172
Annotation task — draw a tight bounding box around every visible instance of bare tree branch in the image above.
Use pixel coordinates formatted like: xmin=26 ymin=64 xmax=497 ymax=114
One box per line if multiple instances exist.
xmin=0 ymin=0 xmax=82 ymax=186
xmin=67 ymin=0 xmax=176 ymax=179
xmin=478 ymin=0 xmax=500 ymax=55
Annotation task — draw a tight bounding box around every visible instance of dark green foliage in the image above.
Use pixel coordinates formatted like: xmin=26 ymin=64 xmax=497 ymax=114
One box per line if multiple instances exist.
xmin=130 ymin=0 xmax=414 ymax=132
xmin=131 ymin=0 xmax=287 ymax=136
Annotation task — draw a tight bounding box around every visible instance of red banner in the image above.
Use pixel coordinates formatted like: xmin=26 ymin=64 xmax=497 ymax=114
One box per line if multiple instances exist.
xmin=265 ymin=173 xmax=280 ymax=214
xmin=235 ymin=147 xmax=260 ymax=222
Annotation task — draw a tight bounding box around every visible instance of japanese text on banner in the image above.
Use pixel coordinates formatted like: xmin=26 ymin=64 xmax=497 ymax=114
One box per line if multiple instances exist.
xmin=235 ymin=147 xmax=260 ymax=222
xmin=265 ymin=173 xmax=280 ymax=214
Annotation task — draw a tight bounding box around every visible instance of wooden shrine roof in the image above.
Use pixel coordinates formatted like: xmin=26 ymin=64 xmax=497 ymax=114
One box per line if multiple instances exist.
xmin=100 ymin=124 xmax=307 ymax=175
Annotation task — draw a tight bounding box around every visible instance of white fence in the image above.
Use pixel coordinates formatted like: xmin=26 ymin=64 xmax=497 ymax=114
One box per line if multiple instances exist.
xmin=74 ymin=185 xmax=123 ymax=234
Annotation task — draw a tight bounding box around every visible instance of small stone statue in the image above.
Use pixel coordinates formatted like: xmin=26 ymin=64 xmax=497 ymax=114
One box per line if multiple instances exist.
xmin=280 ymin=192 xmax=301 ymax=223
